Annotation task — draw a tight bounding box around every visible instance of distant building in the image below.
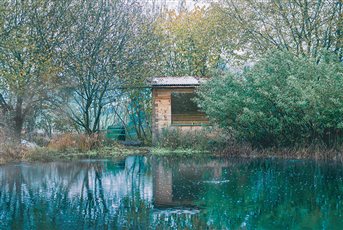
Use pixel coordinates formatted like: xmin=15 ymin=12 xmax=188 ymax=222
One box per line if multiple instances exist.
xmin=151 ymin=76 xmax=209 ymax=143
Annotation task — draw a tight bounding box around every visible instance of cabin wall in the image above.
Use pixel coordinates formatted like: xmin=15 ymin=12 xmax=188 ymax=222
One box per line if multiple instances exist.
xmin=152 ymin=87 xmax=204 ymax=144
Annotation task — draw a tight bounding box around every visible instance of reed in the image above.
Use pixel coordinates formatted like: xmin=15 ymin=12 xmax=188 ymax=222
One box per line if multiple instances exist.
xmin=218 ymin=143 xmax=343 ymax=162
xmin=47 ymin=133 xmax=104 ymax=152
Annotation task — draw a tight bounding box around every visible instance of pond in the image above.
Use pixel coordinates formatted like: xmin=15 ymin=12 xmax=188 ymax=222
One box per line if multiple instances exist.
xmin=1 ymin=156 xmax=343 ymax=229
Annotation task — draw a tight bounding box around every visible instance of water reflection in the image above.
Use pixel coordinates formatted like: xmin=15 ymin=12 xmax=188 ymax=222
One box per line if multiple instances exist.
xmin=0 ymin=156 xmax=343 ymax=229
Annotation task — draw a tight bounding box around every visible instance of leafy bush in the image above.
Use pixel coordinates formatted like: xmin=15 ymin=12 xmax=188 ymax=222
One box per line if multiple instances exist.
xmin=197 ymin=51 xmax=343 ymax=148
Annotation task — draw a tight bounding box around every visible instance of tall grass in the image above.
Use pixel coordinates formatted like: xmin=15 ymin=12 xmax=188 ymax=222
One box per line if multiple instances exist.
xmin=47 ymin=133 xmax=103 ymax=152
xmin=156 ymin=128 xmax=228 ymax=152
xmin=0 ymin=127 xmax=23 ymax=162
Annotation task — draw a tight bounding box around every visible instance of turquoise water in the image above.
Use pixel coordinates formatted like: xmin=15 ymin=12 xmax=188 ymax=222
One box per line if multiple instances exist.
xmin=0 ymin=156 xmax=342 ymax=229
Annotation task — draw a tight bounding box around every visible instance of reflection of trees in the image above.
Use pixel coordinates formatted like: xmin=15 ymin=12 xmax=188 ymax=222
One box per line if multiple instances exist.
xmin=148 ymin=156 xmax=343 ymax=229
xmin=0 ymin=162 xmax=87 ymax=229
xmin=78 ymin=163 xmax=109 ymax=228
xmin=196 ymin=159 xmax=343 ymax=229
xmin=0 ymin=158 xmax=153 ymax=229
xmin=1 ymin=157 xmax=342 ymax=229
xmin=0 ymin=157 xmax=207 ymax=229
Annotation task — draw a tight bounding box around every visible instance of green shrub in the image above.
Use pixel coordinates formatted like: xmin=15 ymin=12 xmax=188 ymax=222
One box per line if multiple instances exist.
xmin=197 ymin=50 xmax=343 ymax=148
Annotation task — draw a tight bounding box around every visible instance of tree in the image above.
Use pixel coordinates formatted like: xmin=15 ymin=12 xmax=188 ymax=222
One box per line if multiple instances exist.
xmin=154 ymin=6 xmax=233 ymax=76
xmin=59 ymin=0 xmax=155 ymax=135
xmin=219 ymin=0 xmax=343 ymax=61
xmin=0 ymin=0 xmax=70 ymax=139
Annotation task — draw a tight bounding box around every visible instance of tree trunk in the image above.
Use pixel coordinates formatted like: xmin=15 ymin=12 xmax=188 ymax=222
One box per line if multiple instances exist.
xmin=13 ymin=97 xmax=24 ymax=140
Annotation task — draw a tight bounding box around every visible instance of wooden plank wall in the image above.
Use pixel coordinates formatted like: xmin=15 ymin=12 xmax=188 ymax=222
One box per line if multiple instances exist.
xmin=152 ymin=87 xmax=204 ymax=144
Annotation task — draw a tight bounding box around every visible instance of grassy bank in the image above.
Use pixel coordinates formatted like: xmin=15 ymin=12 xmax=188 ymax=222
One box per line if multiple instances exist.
xmin=214 ymin=144 xmax=343 ymax=162
xmin=0 ymin=132 xmax=211 ymax=164
xmin=0 ymin=145 xmax=197 ymax=164
xmin=151 ymin=147 xmax=209 ymax=156
xmin=24 ymin=145 xmax=150 ymax=162
xmin=1 ymin=145 xmax=343 ymax=164
xmin=153 ymin=129 xmax=343 ymax=161
xmin=1 ymin=131 xmax=343 ymax=164
xmin=0 ymin=133 xmax=151 ymax=164
xmin=1 ymin=146 xmax=150 ymax=164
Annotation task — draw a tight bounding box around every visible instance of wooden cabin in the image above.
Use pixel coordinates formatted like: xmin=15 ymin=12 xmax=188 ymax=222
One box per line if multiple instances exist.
xmin=151 ymin=76 xmax=209 ymax=143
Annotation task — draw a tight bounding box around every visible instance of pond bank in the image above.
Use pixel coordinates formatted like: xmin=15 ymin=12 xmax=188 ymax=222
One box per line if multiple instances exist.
xmin=0 ymin=145 xmax=150 ymax=164
xmin=1 ymin=145 xmax=342 ymax=164
xmin=218 ymin=145 xmax=343 ymax=162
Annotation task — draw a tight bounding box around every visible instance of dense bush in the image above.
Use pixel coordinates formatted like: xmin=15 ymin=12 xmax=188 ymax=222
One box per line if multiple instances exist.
xmin=197 ymin=51 xmax=343 ymax=148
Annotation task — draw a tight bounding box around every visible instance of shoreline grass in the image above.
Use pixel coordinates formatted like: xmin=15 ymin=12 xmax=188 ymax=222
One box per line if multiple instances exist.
xmin=1 ymin=144 xmax=343 ymax=164
xmin=215 ymin=145 xmax=343 ymax=162
xmin=25 ymin=146 xmax=151 ymax=162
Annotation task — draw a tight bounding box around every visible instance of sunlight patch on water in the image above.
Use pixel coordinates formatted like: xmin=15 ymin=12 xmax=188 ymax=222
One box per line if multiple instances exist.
xmin=202 ymin=180 xmax=230 ymax=184
xmin=154 ymin=208 xmax=200 ymax=216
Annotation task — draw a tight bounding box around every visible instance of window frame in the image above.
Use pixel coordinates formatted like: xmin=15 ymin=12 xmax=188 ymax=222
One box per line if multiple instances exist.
xmin=170 ymin=92 xmax=209 ymax=126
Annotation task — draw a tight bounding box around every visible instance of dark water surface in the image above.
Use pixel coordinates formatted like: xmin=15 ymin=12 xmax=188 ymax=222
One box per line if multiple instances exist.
xmin=1 ymin=156 xmax=343 ymax=229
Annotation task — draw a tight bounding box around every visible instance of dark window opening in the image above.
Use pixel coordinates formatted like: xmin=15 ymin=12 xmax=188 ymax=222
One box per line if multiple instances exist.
xmin=171 ymin=92 xmax=208 ymax=125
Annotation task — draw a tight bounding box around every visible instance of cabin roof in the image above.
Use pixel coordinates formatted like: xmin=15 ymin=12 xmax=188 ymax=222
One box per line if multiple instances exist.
xmin=151 ymin=76 xmax=207 ymax=87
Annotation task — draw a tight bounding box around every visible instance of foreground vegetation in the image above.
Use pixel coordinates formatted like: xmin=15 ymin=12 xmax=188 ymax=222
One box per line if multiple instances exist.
xmin=198 ymin=51 xmax=343 ymax=149
xmin=1 ymin=130 xmax=342 ymax=164
xmin=0 ymin=134 xmax=150 ymax=164
xmin=2 ymin=144 xmax=342 ymax=164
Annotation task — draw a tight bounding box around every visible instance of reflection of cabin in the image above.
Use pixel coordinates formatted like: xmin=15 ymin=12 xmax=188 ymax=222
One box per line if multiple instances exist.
xmin=151 ymin=76 xmax=209 ymax=143
xmin=152 ymin=157 xmax=230 ymax=208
